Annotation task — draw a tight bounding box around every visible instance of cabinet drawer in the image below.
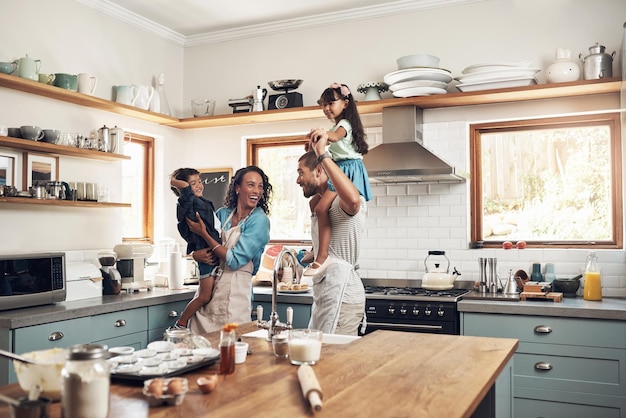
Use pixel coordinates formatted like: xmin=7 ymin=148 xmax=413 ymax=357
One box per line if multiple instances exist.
xmin=462 ymin=313 xmax=626 ymax=349
xmin=92 ymin=331 xmax=147 ymax=351
xmin=14 ymin=317 xmax=91 ymax=352
xmin=91 ymin=308 xmax=147 ymax=341
xmin=148 ymin=300 xmax=189 ymax=330
xmin=515 ymin=396 xmax=621 ymax=418
xmin=514 ymin=342 xmax=626 ymax=397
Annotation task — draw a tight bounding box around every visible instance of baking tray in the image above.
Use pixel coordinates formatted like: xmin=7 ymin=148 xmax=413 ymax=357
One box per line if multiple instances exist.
xmin=111 ymin=354 xmax=219 ymax=383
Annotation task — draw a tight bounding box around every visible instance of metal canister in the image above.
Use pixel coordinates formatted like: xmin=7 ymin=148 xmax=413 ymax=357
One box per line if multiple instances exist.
xmin=579 ymin=42 xmax=615 ymax=79
xmin=97 ymin=125 xmax=110 ymax=152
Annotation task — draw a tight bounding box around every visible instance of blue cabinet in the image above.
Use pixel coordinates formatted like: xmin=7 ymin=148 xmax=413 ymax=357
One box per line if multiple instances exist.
xmin=462 ymin=312 xmax=626 ymax=416
xmin=147 ymin=300 xmax=189 ymax=343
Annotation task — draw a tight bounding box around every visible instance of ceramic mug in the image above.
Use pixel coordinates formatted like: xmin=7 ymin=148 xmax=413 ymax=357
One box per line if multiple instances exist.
xmin=20 ymin=125 xmax=45 ymax=141
xmin=0 ymin=125 xmax=7 ymax=136
xmin=77 ymin=73 xmax=97 ymax=95
xmin=38 ymin=73 xmax=56 ymax=85
xmin=53 ymin=73 xmax=78 ymax=91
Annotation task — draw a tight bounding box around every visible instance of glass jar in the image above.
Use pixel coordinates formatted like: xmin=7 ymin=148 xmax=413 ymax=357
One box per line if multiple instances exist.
xmin=164 ymin=327 xmax=194 ymax=349
xmin=583 ymin=251 xmax=602 ymax=301
xmin=219 ymin=329 xmax=236 ymax=374
xmin=61 ymin=344 xmax=110 ymax=418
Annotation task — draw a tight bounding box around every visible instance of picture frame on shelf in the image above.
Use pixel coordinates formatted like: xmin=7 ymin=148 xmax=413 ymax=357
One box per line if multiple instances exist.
xmin=0 ymin=149 xmax=22 ymax=189
xmin=198 ymin=167 xmax=232 ymax=207
xmin=23 ymin=152 xmax=59 ymax=188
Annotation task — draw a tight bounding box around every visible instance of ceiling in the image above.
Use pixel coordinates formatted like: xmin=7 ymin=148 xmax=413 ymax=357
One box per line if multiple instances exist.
xmin=78 ymin=0 xmax=480 ymax=46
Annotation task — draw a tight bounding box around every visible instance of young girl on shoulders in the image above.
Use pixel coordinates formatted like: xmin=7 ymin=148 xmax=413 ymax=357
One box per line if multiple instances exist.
xmin=302 ymin=82 xmax=372 ymax=278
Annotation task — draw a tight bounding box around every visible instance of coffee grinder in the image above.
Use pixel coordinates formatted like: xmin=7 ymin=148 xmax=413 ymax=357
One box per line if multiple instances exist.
xmin=114 ymin=243 xmax=155 ymax=292
xmin=98 ymin=251 xmax=121 ymax=295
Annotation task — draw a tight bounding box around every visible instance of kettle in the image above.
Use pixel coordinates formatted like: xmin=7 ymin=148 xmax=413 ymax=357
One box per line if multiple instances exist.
xmin=421 ymin=250 xmax=461 ymax=290
xmin=579 ymin=42 xmax=615 ymax=79
xmin=502 ymin=269 xmax=519 ymax=295
xmin=252 ymin=85 xmax=267 ymax=112
xmin=12 ymin=54 xmax=40 ymax=81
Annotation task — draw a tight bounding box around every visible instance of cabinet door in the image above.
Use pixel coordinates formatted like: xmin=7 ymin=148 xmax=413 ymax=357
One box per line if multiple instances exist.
xmin=147 ymin=300 xmax=189 ymax=343
xmin=14 ymin=317 xmax=91 ymax=353
xmin=515 ymin=393 xmax=623 ymax=418
xmin=91 ymin=308 xmax=148 ymax=342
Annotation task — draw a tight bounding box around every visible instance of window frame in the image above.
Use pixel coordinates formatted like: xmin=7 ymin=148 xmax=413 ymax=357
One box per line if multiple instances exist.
xmin=469 ymin=112 xmax=623 ymax=249
xmin=122 ymin=133 xmax=155 ymax=243
xmin=247 ymin=135 xmax=311 ymax=245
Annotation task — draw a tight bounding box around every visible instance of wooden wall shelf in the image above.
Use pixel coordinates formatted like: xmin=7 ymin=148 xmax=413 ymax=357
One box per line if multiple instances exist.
xmin=0 ymin=197 xmax=130 ymax=207
xmin=0 ymin=72 xmax=620 ymax=130
xmin=0 ymin=136 xmax=130 ymax=161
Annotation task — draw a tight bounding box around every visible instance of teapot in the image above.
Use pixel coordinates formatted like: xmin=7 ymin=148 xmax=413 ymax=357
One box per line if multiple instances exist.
xmin=12 ymin=54 xmax=40 ymax=81
xmin=579 ymin=42 xmax=615 ymax=80
xmin=421 ymin=250 xmax=460 ymax=290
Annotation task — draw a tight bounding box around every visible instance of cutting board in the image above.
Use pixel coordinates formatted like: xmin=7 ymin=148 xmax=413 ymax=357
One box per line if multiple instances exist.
xmin=520 ymin=291 xmax=563 ymax=302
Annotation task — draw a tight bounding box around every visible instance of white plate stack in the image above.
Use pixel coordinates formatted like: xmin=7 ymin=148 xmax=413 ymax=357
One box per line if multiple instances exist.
xmin=383 ymin=68 xmax=452 ymax=97
xmin=455 ymin=61 xmax=541 ymax=92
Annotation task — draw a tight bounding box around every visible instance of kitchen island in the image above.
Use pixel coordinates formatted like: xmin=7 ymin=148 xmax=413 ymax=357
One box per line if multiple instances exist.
xmin=0 ymin=322 xmax=517 ymax=417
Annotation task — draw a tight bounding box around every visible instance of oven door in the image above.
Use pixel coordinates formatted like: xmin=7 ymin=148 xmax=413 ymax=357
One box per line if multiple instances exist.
xmin=364 ymin=320 xmax=459 ymax=335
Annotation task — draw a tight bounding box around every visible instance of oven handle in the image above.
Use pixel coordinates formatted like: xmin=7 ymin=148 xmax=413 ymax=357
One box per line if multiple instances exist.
xmin=367 ymin=322 xmax=444 ymax=331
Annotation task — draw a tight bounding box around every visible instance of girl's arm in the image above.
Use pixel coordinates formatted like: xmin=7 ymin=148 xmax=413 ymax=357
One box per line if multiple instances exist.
xmin=326 ymin=126 xmax=346 ymax=143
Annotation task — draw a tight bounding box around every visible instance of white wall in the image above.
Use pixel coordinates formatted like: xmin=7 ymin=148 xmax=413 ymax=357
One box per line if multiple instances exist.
xmin=0 ymin=0 xmax=625 ymax=296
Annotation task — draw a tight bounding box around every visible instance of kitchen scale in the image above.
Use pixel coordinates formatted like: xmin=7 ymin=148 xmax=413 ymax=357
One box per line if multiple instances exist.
xmin=267 ymin=79 xmax=303 ymax=110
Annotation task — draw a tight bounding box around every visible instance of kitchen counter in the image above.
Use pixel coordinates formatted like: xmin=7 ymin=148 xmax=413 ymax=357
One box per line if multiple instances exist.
xmin=0 ymin=287 xmax=198 ymax=329
xmin=0 ymin=322 xmax=518 ymax=417
xmin=252 ymin=286 xmax=313 ymax=305
xmin=459 ymin=295 xmax=626 ymax=321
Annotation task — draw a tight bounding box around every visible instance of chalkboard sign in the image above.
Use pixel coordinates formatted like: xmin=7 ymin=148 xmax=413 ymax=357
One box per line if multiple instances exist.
xmin=199 ymin=168 xmax=232 ymax=208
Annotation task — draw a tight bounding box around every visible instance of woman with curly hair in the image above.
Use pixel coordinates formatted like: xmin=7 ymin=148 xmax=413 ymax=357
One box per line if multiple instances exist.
xmin=187 ymin=166 xmax=272 ymax=333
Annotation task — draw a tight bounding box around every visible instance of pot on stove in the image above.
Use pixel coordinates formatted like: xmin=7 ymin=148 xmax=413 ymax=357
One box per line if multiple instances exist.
xmin=422 ymin=250 xmax=460 ymax=290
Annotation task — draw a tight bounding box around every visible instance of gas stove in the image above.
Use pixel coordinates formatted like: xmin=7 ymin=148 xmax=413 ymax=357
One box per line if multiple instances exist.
xmin=361 ymin=278 xmax=471 ymax=335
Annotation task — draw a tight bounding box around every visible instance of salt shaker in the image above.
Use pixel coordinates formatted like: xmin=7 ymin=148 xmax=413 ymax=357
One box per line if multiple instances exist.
xmin=61 ymin=344 xmax=110 ymax=418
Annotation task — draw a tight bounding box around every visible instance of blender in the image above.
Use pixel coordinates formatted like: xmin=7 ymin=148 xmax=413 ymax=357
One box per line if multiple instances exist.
xmin=98 ymin=251 xmax=121 ymax=295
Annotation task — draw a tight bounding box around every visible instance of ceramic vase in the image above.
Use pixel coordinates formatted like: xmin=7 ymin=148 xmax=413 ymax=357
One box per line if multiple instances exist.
xmin=546 ymin=48 xmax=580 ymax=83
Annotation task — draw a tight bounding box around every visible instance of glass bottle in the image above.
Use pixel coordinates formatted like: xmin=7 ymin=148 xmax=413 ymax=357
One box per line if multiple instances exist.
xmin=219 ymin=329 xmax=236 ymax=374
xmin=155 ymin=73 xmax=171 ymax=116
xmin=164 ymin=327 xmax=194 ymax=349
xmin=61 ymin=344 xmax=110 ymax=418
xmin=583 ymin=251 xmax=602 ymax=301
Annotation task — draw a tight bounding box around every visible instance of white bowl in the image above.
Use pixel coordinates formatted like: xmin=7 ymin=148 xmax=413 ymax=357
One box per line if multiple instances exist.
xmin=396 ymin=54 xmax=440 ymax=70
xmin=13 ymin=348 xmax=68 ymax=401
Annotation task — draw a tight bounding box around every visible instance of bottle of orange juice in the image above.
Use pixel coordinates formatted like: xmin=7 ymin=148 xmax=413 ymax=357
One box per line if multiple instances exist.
xmin=583 ymin=252 xmax=602 ymax=301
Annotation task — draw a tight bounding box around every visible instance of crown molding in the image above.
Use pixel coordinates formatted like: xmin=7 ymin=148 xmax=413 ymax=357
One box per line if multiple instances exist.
xmin=77 ymin=0 xmax=483 ymax=47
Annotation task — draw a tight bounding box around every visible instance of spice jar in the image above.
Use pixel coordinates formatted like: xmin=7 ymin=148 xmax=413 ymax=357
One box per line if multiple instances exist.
xmin=61 ymin=344 xmax=110 ymax=418
xmin=219 ymin=324 xmax=238 ymax=374
xmin=583 ymin=251 xmax=602 ymax=301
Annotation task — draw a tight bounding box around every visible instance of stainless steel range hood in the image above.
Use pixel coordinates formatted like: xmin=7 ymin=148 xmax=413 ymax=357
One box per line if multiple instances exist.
xmin=364 ymin=106 xmax=465 ymax=184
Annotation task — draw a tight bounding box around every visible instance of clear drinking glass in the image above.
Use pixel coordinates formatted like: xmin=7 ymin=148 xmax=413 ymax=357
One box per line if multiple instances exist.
xmin=288 ymin=329 xmax=323 ymax=366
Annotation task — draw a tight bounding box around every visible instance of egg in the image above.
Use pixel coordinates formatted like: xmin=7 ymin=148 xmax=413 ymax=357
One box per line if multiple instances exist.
xmin=197 ymin=374 xmax=219 ymax=393
xmin=148 ymin=378 xmax=164 ymax=397
xmin=166 ymin=378 xmax=185 ymax=395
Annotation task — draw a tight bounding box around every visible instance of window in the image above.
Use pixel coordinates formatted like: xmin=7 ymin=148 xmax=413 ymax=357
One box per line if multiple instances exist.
xmin=122 ymin=133 xmax=154 ymax=242
xmin=248 ymin=136 xmax=311 ymax=243
xmin=470 ymin=113 xmax=623 ymax=249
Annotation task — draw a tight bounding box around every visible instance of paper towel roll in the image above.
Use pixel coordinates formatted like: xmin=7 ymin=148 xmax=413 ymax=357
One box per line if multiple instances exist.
xmin=169 ymin=251 xmax=185 ymax=289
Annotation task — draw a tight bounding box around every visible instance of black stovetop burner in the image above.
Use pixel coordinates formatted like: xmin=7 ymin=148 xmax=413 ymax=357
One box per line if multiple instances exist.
xmin=364 ymin=285 xmax=469 ymax=302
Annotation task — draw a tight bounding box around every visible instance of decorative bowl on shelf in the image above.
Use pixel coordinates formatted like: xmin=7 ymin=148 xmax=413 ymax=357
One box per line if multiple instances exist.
xmin=356 ymin=82 xmax=389 ymax=101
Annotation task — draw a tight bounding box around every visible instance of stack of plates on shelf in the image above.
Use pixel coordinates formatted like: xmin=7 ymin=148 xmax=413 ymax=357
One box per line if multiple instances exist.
xmin=455 ymin=61 xmax=541 ymax=92
xmin=383 ymin=67 xmax=452 ymax=97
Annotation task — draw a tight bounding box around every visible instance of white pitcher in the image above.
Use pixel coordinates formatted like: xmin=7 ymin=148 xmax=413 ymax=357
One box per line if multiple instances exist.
xmin=77 ymin=73 xmax=98 ymax=95
xmin=134 ymin=85 xmax=154 ymax=110
xmin=115 ymin=85 xmax=139 ymax=106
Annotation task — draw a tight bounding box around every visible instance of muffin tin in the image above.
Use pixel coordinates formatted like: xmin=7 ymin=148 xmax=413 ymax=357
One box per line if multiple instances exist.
xmin=109 ymin=344 xmax=219 ymax=382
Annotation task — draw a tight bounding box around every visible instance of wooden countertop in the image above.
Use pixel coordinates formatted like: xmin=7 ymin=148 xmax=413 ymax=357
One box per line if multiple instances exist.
xmin=0 ymin=322 xmax=517 ymax=417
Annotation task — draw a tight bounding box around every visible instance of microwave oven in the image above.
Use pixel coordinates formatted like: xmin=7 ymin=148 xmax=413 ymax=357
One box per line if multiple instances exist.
xmin=0 ymin=252 xmax=66 ymax=311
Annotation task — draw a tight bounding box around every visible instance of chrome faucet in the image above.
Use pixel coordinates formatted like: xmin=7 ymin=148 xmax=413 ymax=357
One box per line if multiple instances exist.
xmin=256 ymin=249 xmax=297 ymax=341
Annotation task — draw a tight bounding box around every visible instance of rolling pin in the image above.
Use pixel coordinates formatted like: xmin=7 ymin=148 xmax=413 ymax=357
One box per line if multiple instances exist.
xmin=297 ymin=364 xmax=323 ymax=412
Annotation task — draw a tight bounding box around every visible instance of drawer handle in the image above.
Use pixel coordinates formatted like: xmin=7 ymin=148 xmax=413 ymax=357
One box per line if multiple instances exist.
xmin=114 ymin=319 xmax=127 ymax=327
xmin=48 ymin=331 xmax=64 ymax=341
xmin=168 ymin=310 xmax=179 ymax=318
xmin=534 ymin=362 xmax=553 ymax=371
xmin=533 ymin=325 xmax=552 ymax=334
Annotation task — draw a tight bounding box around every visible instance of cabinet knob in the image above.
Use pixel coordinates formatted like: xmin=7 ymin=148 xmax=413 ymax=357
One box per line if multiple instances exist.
xmin=168 ymin=310 xmax=179 ymax=318
xmin=48 ymin=331 xmax=64 ymax=341
xmin=114 ymin=319 xmax=127 ymax=327
xmin=533 ymin=325 xmax=552 ymax=334
xmin=534 ymin=362 xmax=553 ymax=371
